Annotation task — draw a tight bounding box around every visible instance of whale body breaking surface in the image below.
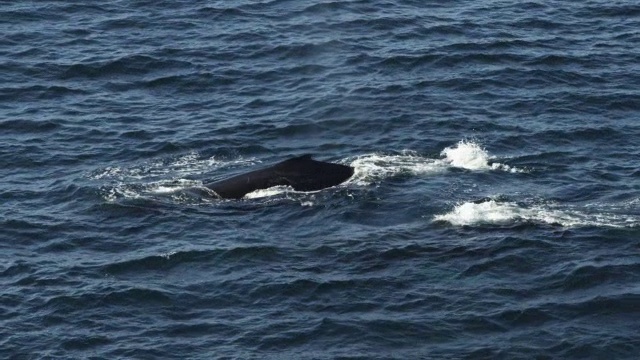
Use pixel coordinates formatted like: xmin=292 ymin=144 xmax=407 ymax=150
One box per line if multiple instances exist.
xmin=204 ymin=155 xmax=354 ymax=199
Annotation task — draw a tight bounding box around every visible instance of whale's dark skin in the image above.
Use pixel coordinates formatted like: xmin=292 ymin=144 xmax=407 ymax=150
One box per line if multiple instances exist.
xmin=205 ymin=155 xmax=354 ymax=199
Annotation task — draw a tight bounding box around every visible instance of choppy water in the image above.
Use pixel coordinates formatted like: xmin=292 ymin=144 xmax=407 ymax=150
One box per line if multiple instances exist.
xmin=2 ymin=1 xmax=640 ymax=358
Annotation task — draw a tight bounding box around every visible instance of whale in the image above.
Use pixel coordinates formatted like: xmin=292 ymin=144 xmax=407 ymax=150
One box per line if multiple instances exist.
xmin=205 ymin=154 xmax=354 ymax=199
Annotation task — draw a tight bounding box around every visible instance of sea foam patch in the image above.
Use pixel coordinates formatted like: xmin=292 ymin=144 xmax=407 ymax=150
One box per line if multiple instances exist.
xmin=92 ymin=153 xmax=259 ymax=202
xmin=434 ymin=200 xmax=638 ymax=228
xmin=347 ymin=141 xmax=522 ymax=186
xmin=347 ymin=152 xmax=448 ymax=186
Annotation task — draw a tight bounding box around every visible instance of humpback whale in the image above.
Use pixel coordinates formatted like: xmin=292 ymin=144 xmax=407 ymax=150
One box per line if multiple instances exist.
xmin=205 ymin=154 xmax=354 ymax=199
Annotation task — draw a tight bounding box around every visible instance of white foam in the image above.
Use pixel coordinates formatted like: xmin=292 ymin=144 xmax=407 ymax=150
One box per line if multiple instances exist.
xmin=440 ymin=141 xmax=523 ymax=173
xmin=92 ymin=153 xmax=260 ymax=202
xmin=91 ymin=166 xmax=123 ymax=180
xmin=152 ymin=186 xmax=181 ymax=194
xmin=95 ymin=141 xmax=523 ymax=202
xmin=243 ymin=185 xmax=296 ymax=199
xmin=434 ymin=200 xmax=523 ymax=225
xmin=435 ymin=200 xmax=638 ymax=228
xmin=346 ymin=141 xmax=523 ymax=186
xmin=160 ymin=251 xmax=177 ymax=259
xmin=243 ymin=186 xmax=319 ymax=206
xmin=347 ymin=152 xmax=447 ymax=186
xmin=102 ymin=182 xmax=142 ymax=202
xmin=90 ymin=153 xmax=260 ymax=182
xmin=149 ymin=179 xmax=202 ymax=194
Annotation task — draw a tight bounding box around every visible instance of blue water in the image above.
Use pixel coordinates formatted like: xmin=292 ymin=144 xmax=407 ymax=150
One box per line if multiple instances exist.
xmin=2 ymin=1 xmax=640 ymax=358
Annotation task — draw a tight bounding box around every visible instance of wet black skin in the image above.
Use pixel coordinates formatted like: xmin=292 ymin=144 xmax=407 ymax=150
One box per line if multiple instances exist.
xmin=205 ymin=154 xmax=354 ymax=199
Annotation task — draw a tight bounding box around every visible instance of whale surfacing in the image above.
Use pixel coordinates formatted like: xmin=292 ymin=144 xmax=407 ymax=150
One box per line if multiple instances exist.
xmin=205 ymin=155 xmax=354 ymax=199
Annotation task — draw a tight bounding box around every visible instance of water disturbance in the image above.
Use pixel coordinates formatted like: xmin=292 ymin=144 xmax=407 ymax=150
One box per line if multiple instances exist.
xmin=2 ymin=1 xmax=640 ymax=358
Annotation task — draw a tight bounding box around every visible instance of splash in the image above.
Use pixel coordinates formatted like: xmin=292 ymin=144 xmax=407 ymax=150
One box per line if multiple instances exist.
xmin=434 ymin=200 xmax=523 ymax=225
xmin=434 ymin=200 xmax=638 ymax=228
xmin=440 ymin=141 xmax=523 ymax=173
xmin=347 ymin=141 xmax=523 ymax=186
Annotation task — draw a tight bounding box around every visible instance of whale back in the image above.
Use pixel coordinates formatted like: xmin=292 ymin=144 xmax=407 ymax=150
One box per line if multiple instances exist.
xmin=205 ymin=155 xmax=354 ymax=199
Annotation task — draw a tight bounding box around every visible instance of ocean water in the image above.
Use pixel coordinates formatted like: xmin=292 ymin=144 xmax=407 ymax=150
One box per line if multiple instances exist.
xmin=2 ymin=0 xmax=640 ymax=358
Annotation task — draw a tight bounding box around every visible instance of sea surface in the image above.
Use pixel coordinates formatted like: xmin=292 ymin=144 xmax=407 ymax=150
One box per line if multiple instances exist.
xmin=2 ymin=1 xmax=640 ymax=359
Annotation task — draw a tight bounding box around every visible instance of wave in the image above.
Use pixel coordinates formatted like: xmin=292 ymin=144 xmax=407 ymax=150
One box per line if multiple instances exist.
xmin=103 ymin=245 xmax=282 ymax=275
xmin=0 ymin=118 xmax=61 ymax=133
xmin=61 ymin=54 xmax=192 ymax=80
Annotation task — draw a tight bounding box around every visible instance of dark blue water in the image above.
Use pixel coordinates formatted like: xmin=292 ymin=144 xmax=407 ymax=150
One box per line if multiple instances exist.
xmin=2 ymin=1 xmax=640 ymax=358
